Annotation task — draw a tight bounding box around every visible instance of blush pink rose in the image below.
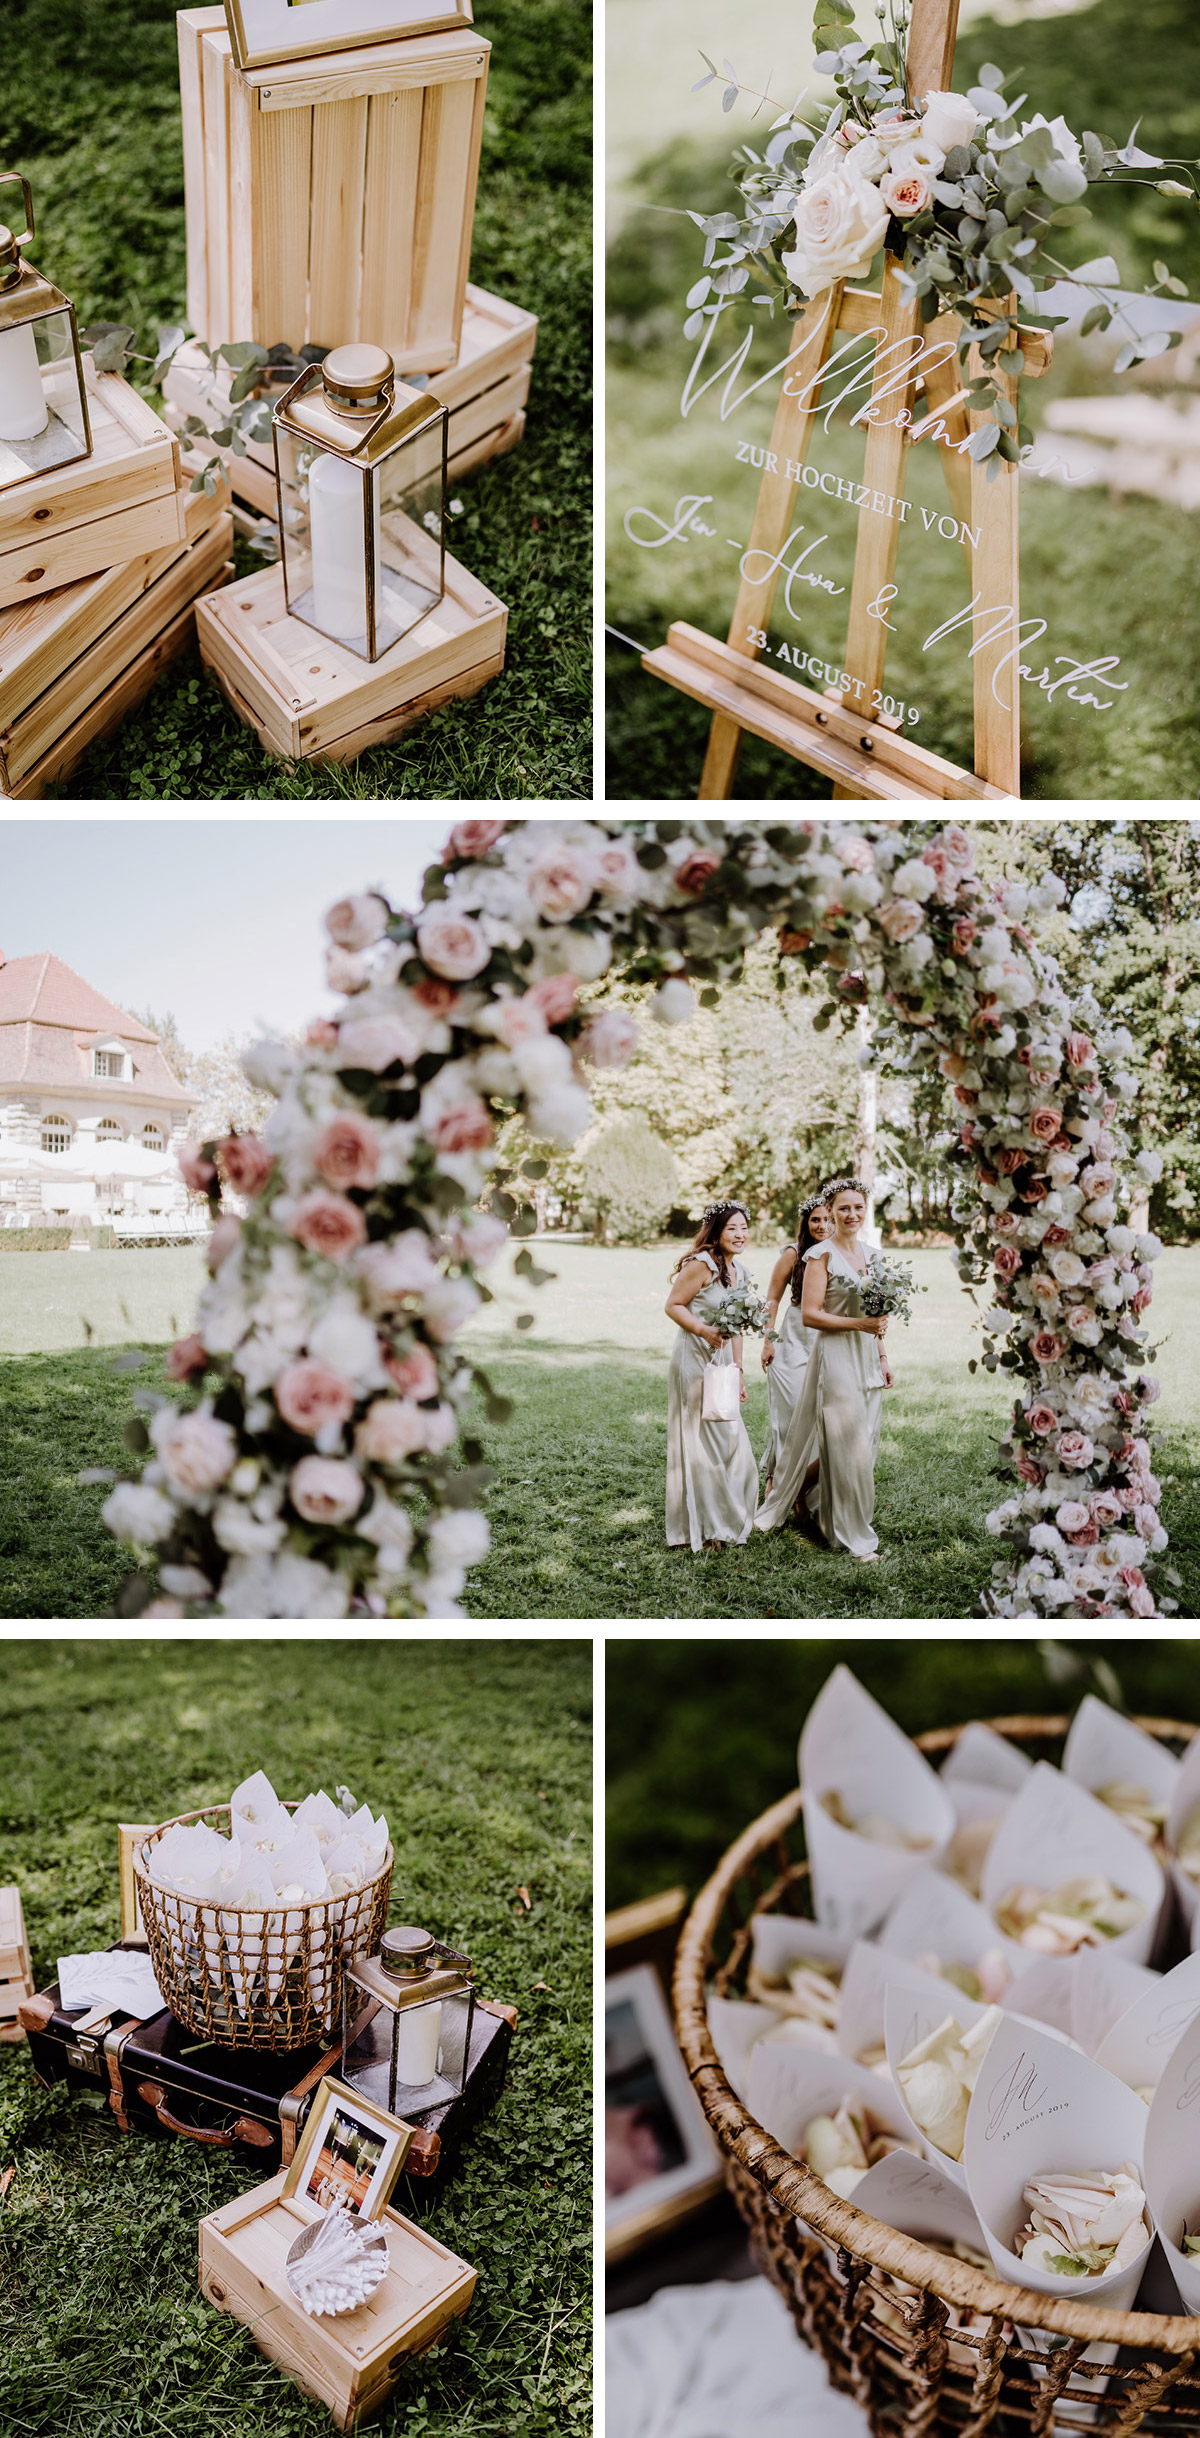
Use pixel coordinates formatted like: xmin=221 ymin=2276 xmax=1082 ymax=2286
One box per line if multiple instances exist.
xmin=1030 ymin=1332 xmax=1064 ymax=1366
xmin=325 ymin=946 xmax=372 ymax=996
xmin=1132 ymin=1286 xmax=1153 ymax=1314
xmin=305 ymin=1019 xmax=340 ymax=1050
xmin=413 ymin=975 xmax=459 ymax=1014
xmin=952 ymin=917 xmax=977 ymax=954
xmin=1128 ymin=1582 xmax=1156 ymax=1617
xmin=591 ymin=839 xmax=641 ymax=897
xmin=1042 ymin=1225 xmax=1071 ymax=1248
xmin=878 ymin=897 xmax=923 ymax=943
xmin=527 ymin=846 xmax=597 ymax=921
xmin=1016 ymin=1452 xmax=1043 ymax=1486
xmin=384 ymin=1343 xmax=440 ymax=1402
xmin=313 ymin=1113 xmax=381 ymax=1191
xmin=416 ymin=907 xmax=491 ymax=982
xmin=325 ymin=893 xmax=389 ymax=951
xmin=165 ymin=1334 xmax=209 ymax=1382
xmin=357 ymin=1233 xmax=439 ymax=1306
xmin=1066 ymin=1521 xmax=1100 ymax=1547
xmin=355 ymin=1398 xmax=429 ymax=1464
xmin=492 ymin=996 xmax=547 ymax=1048
xmin=1055 ymin=1502 xmax=1090 ymax=1533
xmin=216 ymin=1134 xmax=274 ymax=1196
xmin=1139 ymin=1376 xmax=1162 ymax=1405
xmin=337 ymin=1015 xmax=419 ymax=1072
xmin=1066 ymin=1032 xmax=1096 ymax=1068
xmin=1056 ymin=1431 xmax=1095 ymax=1471
xmin=179 ymin=1143 xmax=217 ymax=1194
xmin=206 ymin=1215 xmax=242 ymax=1272
xmin=159 ymin=1410 xmax=238 ymax=1496
xmin=421 ymin=1402 xmax=458 ymax=1455
xmin=994 ymin=1245 xmax=1020 ymax=1279
xmin=1134 ymin=1502 xmax=1160 ymax=1539
xmin=995 ymin=1149 xmax=1027 ymax=1175
xmin=579 ymin=1007 xmax=638 ymax=1069
xmin=275 ymin=1359 xmax=357 ymax=1436
xmin=288 ymin=1191 xmax=368 ymax=1262
xmin=289 ymin=1455 xmax=364 ymax=1525
xmin=425 ymin=1092 xmax=494 ymax=1155
xmin=922 ymin=843 xmax=956 ymax=902
xmin=1021 ymin=1177 xmax=1049 ymax=1204
xmin=1029 ymin=1107 xmax=1062 ymax=1144
xmin=1088 ymin=1257 xmax=1117 ymax=1286
xmin=880 ymin=165 xmax=932 ymax=215
xmin=838 ymin=837 xmax=874 ymax=873
xmin=941 ymin=825 xmax=975 ymax=871
xmin=992 ymin=1212 xmax=1019 ymax=1236
xmin=675 ymin=848 xmax=723 ymax=897
xmin=1026 ymin=1403 xmax=1058 ymax=1435
xmin=1089 ymin=1491 xmax=1124 ymax=1529
xmin=526 ymin=973 xmax=579 ymax=1025
xmin=1032 ymin=1275 xmax=1060 ymax=1303
xmin=446 ymin=819 xmax=506 ymax=860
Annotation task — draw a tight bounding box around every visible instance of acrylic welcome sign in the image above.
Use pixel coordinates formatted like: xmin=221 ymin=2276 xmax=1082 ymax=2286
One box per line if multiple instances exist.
xmin=606 ymin=0 xmax=1200 ymax=800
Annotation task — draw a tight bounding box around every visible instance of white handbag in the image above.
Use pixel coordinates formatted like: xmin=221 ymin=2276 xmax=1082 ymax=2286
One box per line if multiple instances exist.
xmin=701 ymin=1356 xmax=741 ymax=1423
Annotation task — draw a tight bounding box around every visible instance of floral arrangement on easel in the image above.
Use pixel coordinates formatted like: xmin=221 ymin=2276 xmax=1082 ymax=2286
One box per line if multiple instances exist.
xmin=686 ymin=0 xmax=1197 ymax=459
xmin=94 ymin=820 xmax=1174 ymax=1625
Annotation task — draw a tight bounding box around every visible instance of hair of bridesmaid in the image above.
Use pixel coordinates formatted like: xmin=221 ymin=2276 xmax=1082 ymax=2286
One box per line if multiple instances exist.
xmin=672 ymin=1199 xmax=750 ymax=1286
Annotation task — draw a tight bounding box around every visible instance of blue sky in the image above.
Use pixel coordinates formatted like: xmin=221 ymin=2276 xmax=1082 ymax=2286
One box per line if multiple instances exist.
xmin=0 ymin=818 xmax=451 ymax=1051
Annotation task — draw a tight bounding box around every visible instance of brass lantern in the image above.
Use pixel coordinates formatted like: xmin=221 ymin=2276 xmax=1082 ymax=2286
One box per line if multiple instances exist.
xmin=340 ymin=1927 xmax=476 ymax=2116
xmin=0 ymin=173 xmax=92 ymax=493
xmin=272 ymin=344 xmax=447 ymax=661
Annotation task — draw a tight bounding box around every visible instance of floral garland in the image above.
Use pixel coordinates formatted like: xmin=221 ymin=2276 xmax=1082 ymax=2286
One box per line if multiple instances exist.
xmin=688 ymin=5 xmax=1195 ymax=453
xmin=100 ymin=818 xmax=1171 ymax=1622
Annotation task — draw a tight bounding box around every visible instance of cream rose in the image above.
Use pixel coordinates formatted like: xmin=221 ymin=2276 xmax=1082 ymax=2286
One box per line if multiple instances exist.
xmin=783 ymin=167 xmax=891 ymax=298
xmin=879 ymin=165 xmax=932 ymax=217
xmin=919 ymin=90 xmax=979 ymax=155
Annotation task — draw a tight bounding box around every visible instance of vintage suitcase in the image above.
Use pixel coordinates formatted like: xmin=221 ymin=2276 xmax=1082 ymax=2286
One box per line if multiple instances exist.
xmin=20 ymin=1949 xmax=514 ymax=2184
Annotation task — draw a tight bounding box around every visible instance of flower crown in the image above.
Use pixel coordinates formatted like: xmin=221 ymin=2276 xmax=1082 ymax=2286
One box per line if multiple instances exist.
xmin=703 ymin=1199 xmax=749 ymax=1226
xmin=820 ymin=1176 xmax=869 ymax=1201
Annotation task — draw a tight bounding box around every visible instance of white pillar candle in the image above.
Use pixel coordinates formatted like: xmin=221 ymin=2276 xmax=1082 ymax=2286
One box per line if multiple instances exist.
xmin=308 ymin=451 xmax=382 ymax=646
xmin=0 ymin=321 xmax=48 ymax=443
xmin=392 ymin=2000 xmax=441 ymax=2087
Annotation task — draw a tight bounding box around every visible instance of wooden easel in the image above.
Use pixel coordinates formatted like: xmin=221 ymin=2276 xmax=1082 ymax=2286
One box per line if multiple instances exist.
xmin=643 ymin=0 xmax=1048 ymax=801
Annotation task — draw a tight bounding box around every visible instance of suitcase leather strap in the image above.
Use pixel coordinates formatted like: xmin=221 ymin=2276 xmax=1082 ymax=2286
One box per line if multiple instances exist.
xmin=136 ymin=2079 xmax=274 ymax=2148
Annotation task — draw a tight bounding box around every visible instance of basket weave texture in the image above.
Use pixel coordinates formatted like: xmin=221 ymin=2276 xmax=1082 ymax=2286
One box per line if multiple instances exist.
xmin=136 ymin=1804 xmax=392 ymax=2052
xmin=673 ymin=1713 xmax=1200 ymax=2436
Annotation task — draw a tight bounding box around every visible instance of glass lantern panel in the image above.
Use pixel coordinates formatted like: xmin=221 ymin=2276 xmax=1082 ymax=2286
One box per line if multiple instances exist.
xmin=374 ymin=416 xmax=446 ymax=654
xmin=0 ymin=302 xmax=88 ymax=489
xmin=342 ymin=1987 xmax=474 ymax=2116
xmin=275 ymin=418 xmax=445 ymax=662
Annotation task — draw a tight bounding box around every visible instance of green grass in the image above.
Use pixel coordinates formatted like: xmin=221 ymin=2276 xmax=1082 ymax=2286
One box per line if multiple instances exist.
xmin=0 ymin=1638 xmax=592 ymax=2438
xmin=6 ymin=0 xmax=590 ymax=801
xmin=605 ymin=1636 xmax=1200 ymax=1907
xmin=3 ymin=1243 xmax=1196 ymax=1621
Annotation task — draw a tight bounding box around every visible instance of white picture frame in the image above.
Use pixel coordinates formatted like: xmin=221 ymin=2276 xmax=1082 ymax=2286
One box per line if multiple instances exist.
xmin=223 ymin=0 xmax=473 ymax=73
xmin=605 ymin=1962 xmax=722 ymax=2262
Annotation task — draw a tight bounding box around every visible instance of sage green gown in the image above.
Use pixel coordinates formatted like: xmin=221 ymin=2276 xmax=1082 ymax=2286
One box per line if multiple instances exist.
xmin=665 ymin=1252 xmax=760 ymax=1550
xmin=754 ymin=1243 xmax=884 ymax=1557
xmin=761 ymin=1255 xmax=817 ymax=1484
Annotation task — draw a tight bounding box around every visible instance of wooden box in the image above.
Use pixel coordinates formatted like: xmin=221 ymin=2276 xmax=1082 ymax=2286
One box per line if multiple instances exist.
xmin=0 ymin=481 xmax=233 ymax=799
xmin=199 ymin=2169 xmax=475 ymax=2430
xmin=160 ymin=283 xmax=537 ymax=511
xmin=196 ymin=547 xmax=505 ymax=763
xmin=0 ymin=362 xmax=187 ymax=613
xmin=178 ymin=6 xmax=490 ymax=373
xmin=0 ymin=1886 xmax=34 ymax=2045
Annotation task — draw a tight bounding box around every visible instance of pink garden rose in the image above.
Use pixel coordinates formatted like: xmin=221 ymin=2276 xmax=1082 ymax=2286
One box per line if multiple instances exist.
xmin=275 ymin=1359 xmax=357 ymax=1436
xmin=289 ymin=1455 xmax=364 ymax=1525
xmin=880 ymin=165 xmax=932 ymax=215
xmin=1128 ymin=1581 xmax=1156 ymax=1616
xmin=1032 ymin=1275 xmax=1060 ymax=1303
xmin=1134 ymin=1502 xmax=1160 ymax=1540
xmin=1016 ymin=1452 xmax=1043 ymax=1485
xmin=179 ymin=1143 xmax=217 ymax=1194
xmin=159 ymin=1410 xmax=237 ymax=1496
xmin=288 ymin=1191 xmax=368 ymax=1262
xmin=425 ymin=1089 xmax=494 ymax=1156
xmin=952 ymin=917 xmax=977 ymax=953
xmin=1131 ymin=1286 xmax=1153 ymax=1314
xmin=1030 ymin=1331 xmax=1064 ymax=1366
xmin=313 ymin=1113 xmax=381 ymax=1192
xmin=878 ymin=897 xmax=923 ymax=943
xmin=1021 ymin=1177 xmax=1049 ymax=1204
xmin=357 ymin=1233 xmax=439 ymax=1307
xmin=412 ymin=975 xmax=459 ymax=1014
xmin=675 ymin=848 xmax=723 ymax=897
xmin=384 ymin=1343 xmax=440 ymax=1402
xmin=355 ymin=1398 xmax=430 ymax=1464
xmin=1041 ymin=1225 xmax=1072 ymax=1248
xmin=1055 ymin=1502 xmax=1090 ymax=1533
xmin=526 ymin=973 xmax=580 ymax=1025
xmin=579 ymin=1007 xmax=638 ymax=1069
xmin=921 ymin=842 xmax=957 ymax=902
xmin=1029 ymin=1106 xmax=1062 ymax=1144
xmin=324 ymin=893 xmax=389 ymax=951
xmin=527 ymin=844 xmax=597 ymax=921
xmin=1066 ymin=1521 xmax=1100 ymax=1547
xmin=1026 ymin=1402 xmax=1059 ymax=1435
xmin=992 ymin=1211 xmax=1019 ymax=1236
xmin=216 ymin=1133 xmax=274 ymax=1197
xmin=993 ymin=1245 xmax=1020 ymax=1279
xmin=994 ymin=1148 xmax=1027 ymax=1175
xmin=305 ymin=1019 xmax=339 ymax=1050
xmin=206 ymin=1216 xmax=242 ymax=1272
xmin=941 ymin=825 xmax=975 ymax=871
xmin=1089 ymin=1491 xmax=1124 ymax=1529
xmin=166 ymin=1334 xmax=209 ymax=1382
xmin=446 ymin=819 xmax=506 ymax=860
xmin=1056 ymin=1431 xmax=1095 ymax=1471
xmin=337 ymin=1015 xmax=419 ymax=1072
xmin=325 ymin=946 xmax=372 ymax=996
xmin=1065 ymin=1032 xmax=1096 ymax=1068
xmin=591 ymin=837 xmax=641 ymax=897
xmin=1139 ymin=1376 xmax=1162 ymax=1405
xmin=492 ymin=995 xmax=546 ymax=1047
xmin=837 ymin=836 xmax=874 ymax=873
xmin=416 ymin=906 xmax=491 ymax=982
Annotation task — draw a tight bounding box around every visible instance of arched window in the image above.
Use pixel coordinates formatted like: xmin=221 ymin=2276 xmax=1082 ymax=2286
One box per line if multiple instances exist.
xmin=142 ymin=1122 xmax=166 ymax=1153
xmin=41 ymin=1115 xmax=72 ymax=1154
xmin=97 ymin=1118 xmax=123 ymax=1142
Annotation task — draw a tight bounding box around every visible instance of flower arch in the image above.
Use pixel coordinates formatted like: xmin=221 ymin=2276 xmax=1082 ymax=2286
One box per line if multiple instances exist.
xmin=102 ymin=819 xmax=1170 ymax=1622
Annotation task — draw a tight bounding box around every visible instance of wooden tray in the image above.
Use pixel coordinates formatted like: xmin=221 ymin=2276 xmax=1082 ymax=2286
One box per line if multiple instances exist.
xmin=0 ymin=1886 xmax=34 ymax=2046
xmin=161 ymin=283 xmax=537 ymax=509
xmin=199 ymin=2169 xmax=475 ymax=2430
xmin=178 ymin=6 xmax=489 ymax=373
xmin=0 ymin=362 xmax=187 ymax=612
xmin=196 ymin=547 xmax=505 ymax=762
xmin=0 ymin=485 xmax=234 ymax=798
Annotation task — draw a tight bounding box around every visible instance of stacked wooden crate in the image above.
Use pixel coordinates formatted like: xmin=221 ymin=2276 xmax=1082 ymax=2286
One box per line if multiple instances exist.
xmin=0 ymin=1887 xmax=35 ymax=2044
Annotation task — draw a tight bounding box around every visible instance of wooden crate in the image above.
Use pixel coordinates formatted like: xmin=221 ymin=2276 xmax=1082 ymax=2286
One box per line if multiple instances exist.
xmin=0 ymin=484 xmax=234 ymax=799
xmin=0 ymin=1886 xmax=34 ymax=2045
xmin=199 ymin=2169 xmax=475 ymax=2430
xmin=161 ymin=283 xmax=537 ymax=511
xmin=196 ymin=547 xmax=505 ymax=762
xmin=0 ymin=362 xmax=187 ymax=613
xmin=179 ymin=6 xmax=490 ymax=373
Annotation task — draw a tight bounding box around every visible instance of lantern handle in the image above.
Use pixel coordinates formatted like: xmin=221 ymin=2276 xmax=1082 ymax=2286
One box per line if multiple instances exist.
xmin=0 ymin=173 xmax=34 ymax=250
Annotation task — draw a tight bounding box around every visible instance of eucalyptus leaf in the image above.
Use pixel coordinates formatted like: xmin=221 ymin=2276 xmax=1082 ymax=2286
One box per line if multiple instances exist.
xmin=1079 ymin=303 xmax=1111 ymax=334
xmin=967 ymin=421 xmax=1002 ymax=460
xmin=686 ymin=276 xmax=712 ymax=308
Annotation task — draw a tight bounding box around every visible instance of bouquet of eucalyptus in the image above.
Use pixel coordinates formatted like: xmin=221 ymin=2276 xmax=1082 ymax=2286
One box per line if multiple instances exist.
xmin=712 ymin=1282 xmax=776 ymax=1340
xmin=859 ymin=1250 xmax=922 ymax=1324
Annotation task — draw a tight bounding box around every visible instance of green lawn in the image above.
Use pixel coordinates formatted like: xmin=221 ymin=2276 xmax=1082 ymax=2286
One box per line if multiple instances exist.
xmin=2 ymin=1243 xmax=1195 ymax=1621
xmin=606 ymin=1637 xmax=1200 ymax=1907
xmin=7 ymin=0 xmax=590 ymax=801
xmin=0 ymin=1638 xmax=592 ymax=2438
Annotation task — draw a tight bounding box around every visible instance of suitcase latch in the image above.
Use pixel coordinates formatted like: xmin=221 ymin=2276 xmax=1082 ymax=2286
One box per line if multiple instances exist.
xmin=65 ymin=2033 xmax=103 ymax=2075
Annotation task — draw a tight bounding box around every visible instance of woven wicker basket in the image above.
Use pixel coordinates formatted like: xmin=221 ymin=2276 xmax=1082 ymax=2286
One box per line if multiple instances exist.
xmin=674 ymin=1713 xmax=1200 ymax=2436
xmin=135 ymin=1805 xmax=392 ymax=2052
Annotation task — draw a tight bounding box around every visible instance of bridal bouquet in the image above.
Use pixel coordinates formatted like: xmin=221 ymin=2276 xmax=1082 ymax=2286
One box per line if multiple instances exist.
xmin=689 ymin=1 xmax=1195 ymax=451
xmin=712 ymin=1282 xmax=775 ymax=1340
xmin=859 ymin=1250 xmax=921 ymax=1323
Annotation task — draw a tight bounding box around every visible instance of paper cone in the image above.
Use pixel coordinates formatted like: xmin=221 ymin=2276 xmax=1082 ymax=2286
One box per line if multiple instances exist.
xmin=963 ymin=2014 xmax=1153 ymax=2314
xmin=884 ymin=1980 xmax=994 ymax=2191
xmin=1000 ymin=1957 xmax=1078 ymax=2040
xmin=980 ymin=1763 xmax=1165 ymax=1968
xmin=1142 ymin=2010 xmax=1200 ymax=2311
xmin=750 ymin=1913 xmax=855 ymax=1986
xmin=745 ymin=2039 xmax=906 ymax=2166
xmin=1071 ymin=1948 xmax=1160 ymax=2058
xmin=1165 ymin=1737 xmax=1200 ymax=1930
xmin=943 ymin=1723 xmax=1033 ymax=1803
xmin=1093 ymin=1953 xmax=1200 ymax=2097
xmin=880 ymin=1867 xmax=1025 ymax=2001
xmin=799 ymin=1667 xmax=954 ymax=1940
xmin=837 ymin=1941 xmax=971 ymax=2071
xmin=1063 ymin=1696 xmax=1180 ymax=1821
xmin=707 ymin=1993 xmax=784 ymax=2103
xmin=851 ymin=2144 xmax=989 ymax=2255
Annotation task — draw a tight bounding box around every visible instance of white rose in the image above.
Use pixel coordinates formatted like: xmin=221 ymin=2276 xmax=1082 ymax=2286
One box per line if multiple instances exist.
xmin=919 ymin=90 xmax=979 ymax=154
xmin=888 ymin=133 xmax=946 ymax=178
xmin=308 ymin=1296 xmax=387 ymax=1393
xmin=241 ymin=1035 xmax=299 ymax=1094
xmin=102 ymin=1481 xmax=175 ymax=1546
xmin=783 ymin=166 xmax=891 ymax=298
xmin=512 ymin=1033 xmax=575 ymax=1096
xmin=892 ymin=857 xmax=939 ymax=902
xmin=1136 ymin=1231 xmax=1163 ymax=1261
xmin=844 ymin=134 xmax=888 ymax=181
xmin=211 ymin=1500 xmax=287 ymax=1557
xmin=1048 ymin=1250 xmax=1085 ymax=1287
xmin=422 ymin=1277 xmax=482 ymax=1341
xmin=527 ymin=1083 xmax=594 ymax=1145
xmin=426 ymin=1508 xmax=492 ymax=1570
xmin=548 ymin=927 xmax=613 ymax=983
xmin=1135 ymin=1151 xmax=1163 ymax=1183
xmin=651 ymin=979 xmax=697 ymax=1025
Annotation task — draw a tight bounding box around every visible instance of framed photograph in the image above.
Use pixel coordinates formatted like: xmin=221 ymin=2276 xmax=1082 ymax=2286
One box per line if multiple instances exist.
xmin=118 ymin=1823 xmax=159 ymax=1946
xmin=282 ymin=2075 xmax=413 ymax=2224
xmin=605 ymin=1963 xmax=722 ymax=2263
xmin=223 ymin=0 xmax=473 ymax=74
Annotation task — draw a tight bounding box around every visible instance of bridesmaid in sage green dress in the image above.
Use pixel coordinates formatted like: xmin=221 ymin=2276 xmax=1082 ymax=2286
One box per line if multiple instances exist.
xmin=755 ymin=1180 xmax=891 ymax=1560
xmin=664 ymin=1200 xmax=760 ymax=1551
xmin=760 ymin=1195 xmax=834 ymax=1493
